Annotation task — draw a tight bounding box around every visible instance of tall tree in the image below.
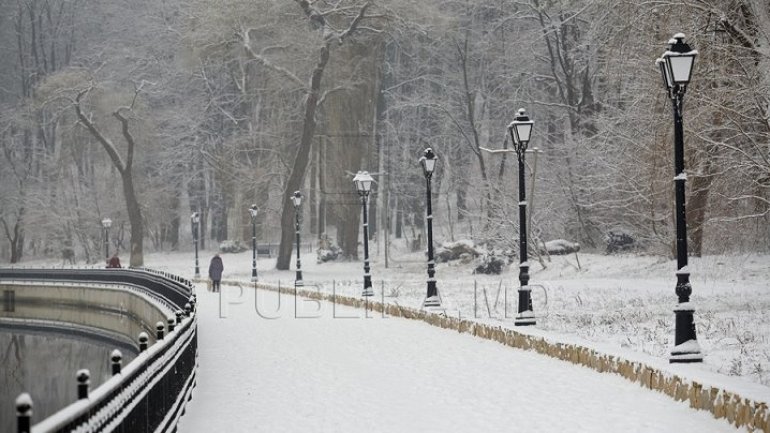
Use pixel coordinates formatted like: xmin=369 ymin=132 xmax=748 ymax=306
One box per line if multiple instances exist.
xmin=73 ymin=85 xmax=146 ymax=267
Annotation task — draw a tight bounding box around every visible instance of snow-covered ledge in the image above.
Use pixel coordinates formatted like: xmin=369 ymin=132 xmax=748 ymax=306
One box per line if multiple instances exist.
xmin=215 ymin=278 xmax=770 ymax=433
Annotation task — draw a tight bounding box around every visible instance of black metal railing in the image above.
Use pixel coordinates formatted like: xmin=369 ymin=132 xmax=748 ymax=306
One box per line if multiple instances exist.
xmin=3 ymin=268 xmax=198 ymax=433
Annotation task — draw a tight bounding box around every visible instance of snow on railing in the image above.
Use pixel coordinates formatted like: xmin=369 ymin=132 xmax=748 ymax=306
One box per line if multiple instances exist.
xmin=2 ymin=269 xmax=198 ymax=433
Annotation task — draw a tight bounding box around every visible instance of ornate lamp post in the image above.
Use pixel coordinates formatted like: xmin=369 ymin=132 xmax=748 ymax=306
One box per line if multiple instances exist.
xmin=249 ymin=204 xmax=258 ymax=282
xmin=101 ymin=218 xmax=112 ymax=259
xmin=508 ymin=108 xmax=536 ymax=326
xmin=419 ymin=148 xmax=441 ymax=308
xmin=656 ymin=33 xmax=703 ymax=363
xmin=191 ymin=212 xmax=200 ymax=278
xmin=291 ymin=191 xmax=304 ymax=288
xmin=353 ymin=171 xmax=374 ymax=297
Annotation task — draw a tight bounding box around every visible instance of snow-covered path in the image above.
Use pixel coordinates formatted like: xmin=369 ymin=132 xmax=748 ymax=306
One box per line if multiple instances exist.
xmin=178 ymin=285 xmax=737 ymax=433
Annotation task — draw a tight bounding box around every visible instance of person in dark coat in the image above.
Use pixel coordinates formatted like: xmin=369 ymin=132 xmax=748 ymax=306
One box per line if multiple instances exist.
xmin=208 ymin=254 xmax=224 ymax=292
xmin=106 ymin=253 xmax=122 ymax=269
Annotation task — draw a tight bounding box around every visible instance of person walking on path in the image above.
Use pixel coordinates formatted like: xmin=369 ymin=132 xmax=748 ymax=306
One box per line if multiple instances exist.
xmin=209 ymin=253 xmax=224 ymax=292
xmin=106 ymin=253 xmax=122 ymax=268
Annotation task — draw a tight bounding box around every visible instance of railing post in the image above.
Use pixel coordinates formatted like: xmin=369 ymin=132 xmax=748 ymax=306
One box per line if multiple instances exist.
xmin=77 ymin=369 xmax=90 ymax=399
xmin=184 ymin=303 xmax=191 ymax=317
xmin=167 ymin=317 xmax=175 ymax=332
xmin=16 ymin=393 xmax=32 ymax=433
xmin=139 ymin=332 xmax=149 ymax=352
xmin=156 ymin=321 xmax=165 ymax=340
xmin=111 ymin=349 xmax=122 ymax=375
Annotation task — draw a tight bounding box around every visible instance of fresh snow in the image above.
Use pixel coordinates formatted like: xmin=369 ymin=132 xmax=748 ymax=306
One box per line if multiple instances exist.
xmin=15 ymin=247 xmax=770 ymax=426
xmin=177 ymin=287 xmax=740 ymax=433
xmin=95 ymin=248 xmax=770 ymax=391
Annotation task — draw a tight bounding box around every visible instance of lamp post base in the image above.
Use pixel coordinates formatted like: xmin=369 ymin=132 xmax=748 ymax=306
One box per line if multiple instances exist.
xmin=423 ymin=295 xmax=441 ymax=308
xmin=670 ymin=339 xmax=704 ymax=363
xmin=514 ymin=311 xmax=536 ymax=326
xmin=515 ymin=286 xmax=535 ymax=326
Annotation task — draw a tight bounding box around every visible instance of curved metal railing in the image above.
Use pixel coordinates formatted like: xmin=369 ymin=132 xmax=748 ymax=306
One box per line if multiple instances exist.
xmin=0 ymin=268 xmax=198 ymax=433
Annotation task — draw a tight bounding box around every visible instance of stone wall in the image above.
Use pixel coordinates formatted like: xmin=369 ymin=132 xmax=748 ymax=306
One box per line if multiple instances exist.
xmin=0 ymin=283 xmax=170 ymax=344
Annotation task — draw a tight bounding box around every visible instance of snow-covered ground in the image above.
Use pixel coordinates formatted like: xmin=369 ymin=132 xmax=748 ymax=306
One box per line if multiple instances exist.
xmin=105 ymin=247 xmax=770 ymax=389
xmin=177 ymin=286 xmax=740 ymax=433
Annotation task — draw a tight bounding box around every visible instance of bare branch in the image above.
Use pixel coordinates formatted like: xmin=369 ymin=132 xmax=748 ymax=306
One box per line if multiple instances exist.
xmin=74 ymin=87 xmax=126 ymax=173
xmin=242 ymin=27 xmax=305 ymax=89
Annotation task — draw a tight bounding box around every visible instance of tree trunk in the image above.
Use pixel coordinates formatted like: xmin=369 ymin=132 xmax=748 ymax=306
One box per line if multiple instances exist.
xmin=276 ymin=45 xmax=329 ymax=270
xmin=122 ymin=171 xmax=144 ymax=267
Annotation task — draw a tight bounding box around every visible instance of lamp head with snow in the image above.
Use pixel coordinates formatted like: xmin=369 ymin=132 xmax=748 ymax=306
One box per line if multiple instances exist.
xmin=508 ymin=108 xmax=534 ymax=154
xmin=659 ymin=33 xmax=696 ymax=94
xmin=191 ymin=212 xmax=199 ymax=224
xmin=353 ymin=171 xmax=374 ymax=196
xmin=101 ymin=218 xmax=112 ymax=229
xmin=419 ymin=148 xmax=437 ymax=178
xmin=248 ymin=204 xmax=258 ymax=219
xmin=291 ymin=191 xmax=302 ymax=207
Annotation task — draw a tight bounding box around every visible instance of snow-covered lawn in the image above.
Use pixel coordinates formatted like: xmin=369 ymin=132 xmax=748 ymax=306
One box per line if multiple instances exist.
xmin=20 ymin=247 xmax=770 ymax=389
xmin=177 ymin=287 xmax=740 ymax=433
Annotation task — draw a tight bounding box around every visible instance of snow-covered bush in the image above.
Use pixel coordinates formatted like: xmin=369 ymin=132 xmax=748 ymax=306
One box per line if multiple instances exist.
xmin=541 ymin=239 xmax=580 ymax=255
xmin=605 ymin=230 xmax=637 ymax=254
xmin=219 ymin=240 xmax=248 ymax=253
xmin=316 ymin=234 xmax=341 ymax=264
xmin=435 ymin=240 xmax=481 ymax=263
xmin=473 ymin=250 xmax=507 ymax=274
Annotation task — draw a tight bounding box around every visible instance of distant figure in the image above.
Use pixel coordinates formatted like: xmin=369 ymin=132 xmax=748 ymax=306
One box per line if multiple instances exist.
xmin=209 ymin=254 xmax=223 ymax=293
xmin=61 ymin=248 xmax=76 ymax=265
xmin=106 ymin=253 xmax=122 ymax=269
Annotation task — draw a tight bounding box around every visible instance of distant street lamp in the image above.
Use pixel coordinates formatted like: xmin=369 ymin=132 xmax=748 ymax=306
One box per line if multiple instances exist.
xmin=353 ymin=171 xmax=374 ymax=297
xmin=291 ymin=191 xmax=304 ymax=288
xmin=191 ymin=212 xmax=200 ymax=278
xmin=249 ymin=204 xmax=259 ymax=282
xmin=508 ymin=108 xmax=536 ymax=326
xmin=656 ymin=33 xmax=703 ymax=363
xmin=101 ymin=218 xmax=112 ymax=260
xmin=419 ymin=148 xmax=441 ymax=308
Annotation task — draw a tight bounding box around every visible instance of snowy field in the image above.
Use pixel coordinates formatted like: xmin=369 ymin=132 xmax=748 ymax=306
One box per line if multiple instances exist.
xmin=177 ymin=287 xmax=740 ymax=433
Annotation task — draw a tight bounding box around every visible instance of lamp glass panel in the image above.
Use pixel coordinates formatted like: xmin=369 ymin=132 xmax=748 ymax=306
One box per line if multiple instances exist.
xmin=424 ymin=158 xmax=436 ymax=173
xmin=515 ymin=123 xmax=533 ymax=143
xmin=658 ymin=59 xmax=672 ymax=89
xmin=668 ymin=55 xmax=693 ymax=84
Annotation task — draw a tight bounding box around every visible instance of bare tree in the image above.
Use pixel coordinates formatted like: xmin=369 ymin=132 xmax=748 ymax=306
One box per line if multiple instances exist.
xmin=239 ymin=0 xmax=380 ymax=269
xmin=73 ymin=85 xmax=146 ymax=267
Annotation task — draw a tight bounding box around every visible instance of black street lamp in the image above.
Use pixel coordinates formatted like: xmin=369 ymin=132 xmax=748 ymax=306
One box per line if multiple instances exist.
xmin=249 ymin=204 xmax=259 ymax=282
xmin=291 ymin=191 xmax=304 ymax=288
xmin=353 ymin=171 xmax=374 ymax=297
xmin=191 ymin=212 xmax=200 ymax=278
xmin=101 ymin=218 xmax=112 ymax=260
xmin=656 ymin=33 xmax=703 ymax=363
xmin=419 ymin=148 xmax=441 ymax=308
xmin=508 ymin=108 xmax=536 ymax=326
